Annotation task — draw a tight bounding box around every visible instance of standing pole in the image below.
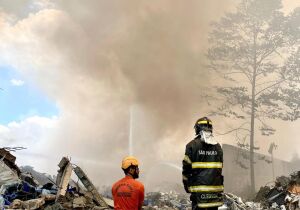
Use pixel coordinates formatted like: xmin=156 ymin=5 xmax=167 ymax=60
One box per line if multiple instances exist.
xmin=268 ymin=142 xmax=277 ymax=182
xmin=129 ymin=106 xmax=133 ymax=156
xmin=272 ymin=152 xmax=275 ymax=182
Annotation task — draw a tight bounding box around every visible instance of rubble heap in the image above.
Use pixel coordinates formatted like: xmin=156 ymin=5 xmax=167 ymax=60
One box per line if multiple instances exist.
xmin=221 ymin=171 xmax=300 ymax=210
xmin=0 ymin=148 xmax=113 ymax=209
xmin=143 ymin=191 xmax=262 ymax=210
xmin=255 ymin=171 xmax=300 ymax=209
xmin=144 ymin=191 xmax=191 ymax=210
xmin=0 ymin=147 xmax=298 ymax=210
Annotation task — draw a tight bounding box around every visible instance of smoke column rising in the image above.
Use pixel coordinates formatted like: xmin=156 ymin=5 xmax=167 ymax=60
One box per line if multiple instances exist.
xmin=0 ymin=0 xmax=298 ymax=188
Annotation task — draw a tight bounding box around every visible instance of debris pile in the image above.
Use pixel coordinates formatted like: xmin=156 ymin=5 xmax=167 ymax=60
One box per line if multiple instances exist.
xmin=221 ymin=193 xmax=261 ymax=210
xmin=0 ymin=148 xmax=113 ymax=209
xmin=221 ymin=171 xmax=300 ymax=210
xmin=143 ymin=172 xmax=300 ymax=210
xmin=144 ymin=192 xmax=261 ymax=210
xmin=1 ymin=147 xmax=298 ymax=210
xmin=255 ymin=171 xmax=300 ymax=210
xmin=144 ymin=191 xmax=191 ymax=210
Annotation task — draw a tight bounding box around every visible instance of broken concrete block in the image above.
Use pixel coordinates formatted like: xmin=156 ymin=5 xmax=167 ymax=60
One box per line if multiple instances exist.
xmin=0 ymin=149 xmax=16 ymax=163
xmin=42 ymin=194 xmax=56 ymax=201
xmin=22 ymin=198 xmax=45 ymax=209
xmin=56 ymin=157 xmax=73 ymax=202
xmin=56 ymin=157 xmax=70 ymax=186
xmin=0 ymin=149 xmax=21 ymax=176
xmin=9 ymin=198 xmax=45 ymax=209
xmin=10 ymin=199 xmax=22 ymax=209
xmin=61 ymin=201 xmax=73 ymax=209
xmin=72 ymin=196 xmax=87 ymax=208
xmin=0 ymin=160 xmax=19 ymax=186
xmin=73 ymin=166 xmax=108 ymax=207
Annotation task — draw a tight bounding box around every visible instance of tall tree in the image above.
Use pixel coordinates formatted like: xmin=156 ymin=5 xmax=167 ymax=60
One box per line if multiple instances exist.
xmin=206 ymin=0 xmax=299 ymax=195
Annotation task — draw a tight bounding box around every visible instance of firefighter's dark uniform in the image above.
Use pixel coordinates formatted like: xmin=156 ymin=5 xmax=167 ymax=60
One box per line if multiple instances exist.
xmin=182 ymin=135 xmax=224 ymax=209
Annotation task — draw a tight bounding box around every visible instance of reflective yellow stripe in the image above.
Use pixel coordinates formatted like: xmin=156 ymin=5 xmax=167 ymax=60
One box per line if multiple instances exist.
xmin=198 ymin=202 xmax=223 ymax=208
xmin=183 ymin=155 xmax=192 ymax=164
xmin=182 ymin=175 xmax=188 ymax=181
xmin=192 ymin=162 xmax=222 ymax=168
xmin=189 ymin=185 xmax=224 ymax=192
xmin=198 ymin=120 xmax=212 ymax=125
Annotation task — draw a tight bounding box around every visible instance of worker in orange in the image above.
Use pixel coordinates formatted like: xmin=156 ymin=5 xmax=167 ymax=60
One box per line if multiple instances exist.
xmin=112 ymin=156 xmax=145 ymax=210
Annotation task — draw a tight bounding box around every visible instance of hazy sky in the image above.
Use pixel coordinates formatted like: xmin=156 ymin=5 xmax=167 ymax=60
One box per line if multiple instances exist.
xmin=0 ymin=0 xmax=299 ymax=189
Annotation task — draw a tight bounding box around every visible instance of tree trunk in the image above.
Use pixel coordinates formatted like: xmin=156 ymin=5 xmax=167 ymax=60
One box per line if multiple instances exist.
xmin=250 ymin=79 xmax=256 ymax=195
xmin=250 ymin=30 xmax=258 ymax=196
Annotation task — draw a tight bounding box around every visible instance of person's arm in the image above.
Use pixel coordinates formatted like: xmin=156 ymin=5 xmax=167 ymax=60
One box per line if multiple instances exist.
xmin=182 ymin=144 xmax=192 ymax=193
xmin=220 ymin=145 xmax=224 ymax=185
xmin=111 ymin=184 xmax=116 ymax=206
xmin=218 ymin=144 xmax=223 ymax=170
xmin=221 ymin=145 xmax=223 ymax=164
xmin=138 ymin=184 xmax=145 ymax=210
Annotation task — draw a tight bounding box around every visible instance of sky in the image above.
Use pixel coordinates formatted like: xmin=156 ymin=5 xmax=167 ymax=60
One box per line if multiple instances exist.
xmin=0 ymin=0 xmax=299 ymax=190
xmin=0 ymin=65 xmax=58 ymax=124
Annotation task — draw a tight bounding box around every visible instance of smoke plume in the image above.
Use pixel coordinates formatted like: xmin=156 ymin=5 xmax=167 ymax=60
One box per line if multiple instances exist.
xmin=0 ymin=0 xmax=298 ymax=189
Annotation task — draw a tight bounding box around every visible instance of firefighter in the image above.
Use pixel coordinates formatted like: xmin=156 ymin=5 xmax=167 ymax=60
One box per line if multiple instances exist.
xmin=112 ymin=156 xmax=144 ymax=210
xmin=182 ymin=117 xmax=224 ymax=209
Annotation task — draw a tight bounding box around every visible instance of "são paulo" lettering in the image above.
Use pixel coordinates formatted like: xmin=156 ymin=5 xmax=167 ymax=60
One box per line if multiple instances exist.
xmin=198 ymin=150 xmax=217 ymax=155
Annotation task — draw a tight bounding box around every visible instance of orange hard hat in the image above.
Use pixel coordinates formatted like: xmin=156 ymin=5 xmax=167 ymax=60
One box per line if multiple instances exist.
xmin=121 ymin=156 xmax=139 ymax=169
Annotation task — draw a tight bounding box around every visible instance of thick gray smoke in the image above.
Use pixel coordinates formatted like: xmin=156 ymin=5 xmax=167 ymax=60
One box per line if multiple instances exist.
xmin=0 ymin=0 xmax=298 ymax=189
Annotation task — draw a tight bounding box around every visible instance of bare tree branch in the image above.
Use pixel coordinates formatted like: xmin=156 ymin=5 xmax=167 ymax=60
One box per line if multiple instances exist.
xmin=255 ymin=79 xmax=286 ymax=97
xmin=215 ymin=122 xmax=250 ymax=136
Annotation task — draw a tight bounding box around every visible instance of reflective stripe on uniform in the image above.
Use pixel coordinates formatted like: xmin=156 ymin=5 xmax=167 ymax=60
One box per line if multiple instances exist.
xmin=192 ymin=162 xmax=222 ymax=169
xmin=198 ymin=120 xmax=212 ymax=125
xmin=182 ymin=175 xmax=188 ymax=181
xmin=183 ymin=155 xmax=192 ymax=164
xmin=197 ymin=202 xmax=223 ymax=208
xmin=189 ymin=185 xmax=224 ymax=192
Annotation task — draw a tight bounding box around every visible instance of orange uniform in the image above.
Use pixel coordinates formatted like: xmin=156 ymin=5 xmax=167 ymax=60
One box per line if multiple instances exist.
xmin=112 ymin=175 xmax=144 ymax=210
